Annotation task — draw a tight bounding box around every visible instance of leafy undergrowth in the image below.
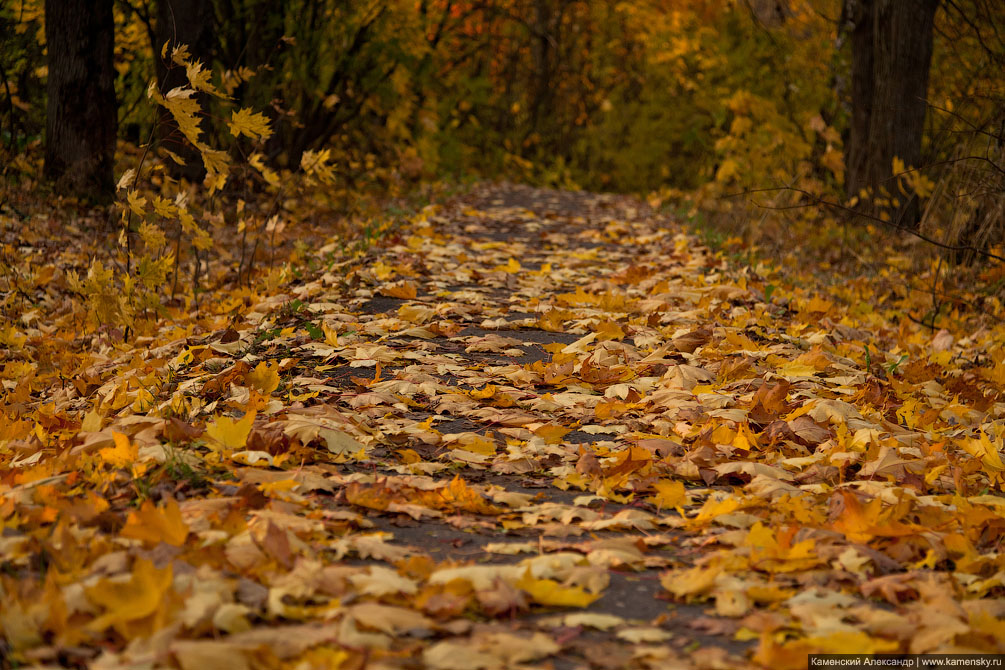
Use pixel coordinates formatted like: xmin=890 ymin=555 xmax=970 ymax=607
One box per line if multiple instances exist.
xmin=2 ymin=183 xmax=1005 ymax=669
xmin=670 ymin=194 xmax=1005 ymax=338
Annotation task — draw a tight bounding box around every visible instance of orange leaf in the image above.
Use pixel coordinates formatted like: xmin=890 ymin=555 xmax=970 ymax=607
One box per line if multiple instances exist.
xmin=99 ymin=432 xmax=138 ymax=469
xmin=533 ymin=424 xmax=571 ymax=444
xmin=381 ymin=281 xmax=418 ymax=299
xmin=121 ymin=498 xmax=189 ymax=546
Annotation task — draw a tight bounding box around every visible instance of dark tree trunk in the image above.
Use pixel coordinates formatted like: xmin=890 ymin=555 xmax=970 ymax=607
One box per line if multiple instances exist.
xmin=845 ymin=0 xmax=874 ymax=199
xmin=529 ymin=0 xmax=555 ymax=137
xmin=43 ymin=0 xmax=117 ymax=203
xmin=154 ymin=0 xmax=215 ymax=179
xmin=844 ymin=0 xmax=938 ymax=227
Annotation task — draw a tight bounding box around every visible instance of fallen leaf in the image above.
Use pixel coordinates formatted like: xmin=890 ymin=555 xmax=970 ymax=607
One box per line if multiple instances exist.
xmin=86 ymin=558 xmax=176 ymax=637
xmin=206 ymin=411 xmax=256 ymax=450
xmin=515 ymin=570 xmax=601 ymax=608
xmin=121 ymin=498 xmax=189 ymax=546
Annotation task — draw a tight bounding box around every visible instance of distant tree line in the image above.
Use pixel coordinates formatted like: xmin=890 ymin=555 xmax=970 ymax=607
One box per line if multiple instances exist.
xmin=1 ymin=0 xmax=1000 ymax=253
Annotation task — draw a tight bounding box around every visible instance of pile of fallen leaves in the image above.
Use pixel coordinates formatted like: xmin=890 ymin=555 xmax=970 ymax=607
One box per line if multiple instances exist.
xmin=2 ymin=183 xmax=1005 ymax=669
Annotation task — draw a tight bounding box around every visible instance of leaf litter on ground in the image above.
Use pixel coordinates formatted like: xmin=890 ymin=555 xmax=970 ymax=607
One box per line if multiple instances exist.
xmin=2 ymin=183 xmax=1005 ymax=669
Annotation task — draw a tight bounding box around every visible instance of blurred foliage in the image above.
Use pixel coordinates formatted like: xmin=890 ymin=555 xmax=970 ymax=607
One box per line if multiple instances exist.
xmin=1 ymin=0 xmax=1002 ymax=257
xmin=0 ymin=0 xmax=45 ymax=156
xmin=2 ymin=1 xmax=999 ymax=181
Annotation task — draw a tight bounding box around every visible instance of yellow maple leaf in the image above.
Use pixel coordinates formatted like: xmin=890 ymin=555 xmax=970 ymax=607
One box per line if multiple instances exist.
xmin=648 ymin=479 xmax=687 ymax=509
xmin=493 ymin=258 xmax=521 ymax=273
xmin=132 ymin=386 xmax=155 ymax=413
xmin=300 ymin=149 xmax=336 ymax=185
xmin=733 ymin=422 xmax=760 ymax=450
xmin=200 ymin=147 xmax=230 ymax=178
xmin=246 ymin=361 xmax=281 ymax=394
xmin=830 ymin=490 xmax=919 ymax=543
xmin=743 ymin=522 xmax=821 ymax=573
xmin=126 ymin=190 xmax=147 ymax=216
xmin=984 ymin=356 xmax=1005 ymax=385
xmin=185 ymin=60 xmax=225 ymax=98
xmin=960 ymin=431 xmax=1005 ymax=486
xmin=593 ymin=319 xmax=625 ymax=341
xmin=86 ymin=558 xmax=176 ymax=637
xmin=429 ymin=476 xmax=501 ymax=514
xmin=687 ymin=495 xmax=742 ymax=529
xmin=205 ymin=411 xmax=255 ymax=450
xmin=709 ymin=423 xmax=736 ymax=446
xmin=80 ymin=409 xmax=103 ymax=433
xmin=284 ymin=414 xmax=365 ymax=455
xmin=151 ymin=194 xmax=177 ymax=218
xmin=121 ymin=498 xmax=189 ymax=546
xmin=0 ymin=324 xmax=27 ymax=349
xmin=452 ymin=434 xmax=497 ymax=456
xmin=161 ymin=86 xmax=203 ymax=146
xmin=537 ymin=310 xmax=569 ymax=332
xmin=372 ymin=261 xmax=396 ymax=281
xmin=470 ymin=385 xmax=498 ymax=399
xmin=804 ymin=296 xmax=834 ymax=314
xmin=775 ymin=360 xmax=817 ymax=378
xmin=804 ymin=630 xmax=899 ymax=654
xmin=321 ymin=321 xmax=339 ymax=346
xmin=515 ymin=570 xmax=600 ymax=608
xmin=533 ymin=423 xmax=571 ymax=444
xmin=169 ymin=43 xmax=191 ymax=64
xmin=228 ymin=107 xmax=272 ymax=141
xmin=99 ymin=432 xmax=137 ymax=469
xmin=659 ymin=562 xmax=722 ymax=600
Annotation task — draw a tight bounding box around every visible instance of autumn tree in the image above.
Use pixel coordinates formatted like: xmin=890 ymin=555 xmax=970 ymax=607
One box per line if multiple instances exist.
xmin=843 ymin=0 xmax=939 ymax=226
xmin=43 ymin=0 xmax=117 ymax=202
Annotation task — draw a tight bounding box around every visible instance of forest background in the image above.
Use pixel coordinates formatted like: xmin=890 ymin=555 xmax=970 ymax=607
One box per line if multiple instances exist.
xmin=0 ymin=0 xmax=1003 ymax=350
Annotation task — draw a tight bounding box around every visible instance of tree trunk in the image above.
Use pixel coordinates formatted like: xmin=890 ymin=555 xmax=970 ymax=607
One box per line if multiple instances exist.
xmin=154 ymin=0 xmax=215 ymax=179
xmin=844 ymin=0 xmax=874 ymax=200
xmin=529 ymin=0 xmax=555 ymax=141
xmin=43 ymin=0 xmax=117 ymax=203
xmin=844 ymin=0 xmax=938 ymax=227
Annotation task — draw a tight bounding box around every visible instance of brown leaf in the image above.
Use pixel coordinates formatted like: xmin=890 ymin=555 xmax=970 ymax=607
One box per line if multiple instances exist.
xmin=258 ymin=521 xmax=294 ymax=568
xmin=787 ymin=416 xmax=831 ymax=446
xmin=749 ymin=379 xmax=791 ymax=421
xmin=763 ymin=419 xmax=798 ymax=444
xmin=202 ymin=361 xmax=251 ymax=398
xmin=634 ymin=437 xmax=684 ymax=457
xmin=246 ymin=422 xmax=291 ymax=455
xmin=931 ymin=329 xmax=954 ymax=352
xmin=164 ymin=417 xmax=204 ymax=443
xmin=672 ymin=326 xmax=712 ymax=353
xmin=476 ymin=578 xmax=529 ymax=616
xmin=235 ymin=483 xmax=269 ymax=510
xmin=575 ymin=446 xmax=602 ymax=478
xmin=219 ymin=327 xmax=241 ymax=343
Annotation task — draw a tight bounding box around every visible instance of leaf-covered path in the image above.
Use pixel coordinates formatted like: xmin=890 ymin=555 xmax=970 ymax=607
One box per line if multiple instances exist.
xmin=3 ymin=184 xmax=1005 ymax=669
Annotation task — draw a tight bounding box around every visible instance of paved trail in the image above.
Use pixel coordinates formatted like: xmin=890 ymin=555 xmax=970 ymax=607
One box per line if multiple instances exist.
xmin=242 ymin=182 xmax=754 ymax=668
